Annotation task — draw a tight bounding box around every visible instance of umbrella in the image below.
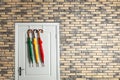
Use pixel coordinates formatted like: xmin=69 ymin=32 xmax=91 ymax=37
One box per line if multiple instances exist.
xmin=37 ymin=29 xmax=44 ymax=65
xmin=27 ymin=29 xmax=34 ymax=64
xmin=33 ymin=29 xmax=39 ymax=64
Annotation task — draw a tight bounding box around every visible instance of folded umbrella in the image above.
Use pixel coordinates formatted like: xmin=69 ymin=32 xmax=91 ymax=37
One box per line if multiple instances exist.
xmin=37 ymin=29 xmax=44 ymax=65
xmin=27 ymin=29 xmax=34 ymax=64
xmin=33 ymin=29 xmax=39 ymax=64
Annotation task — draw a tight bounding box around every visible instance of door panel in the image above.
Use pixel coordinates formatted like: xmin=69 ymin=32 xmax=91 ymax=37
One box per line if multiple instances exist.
xmin=16 ymin=23 xmax=59 ymax=80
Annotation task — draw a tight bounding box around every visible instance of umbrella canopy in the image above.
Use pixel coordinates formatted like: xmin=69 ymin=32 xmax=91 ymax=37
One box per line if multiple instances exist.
xmin=37 ymin=29 xmax=44 ymax=65
xmin=27 ymin=29 xmax=34 ymax=64
xmin=33 ymin=29 xmax=39 ymax=64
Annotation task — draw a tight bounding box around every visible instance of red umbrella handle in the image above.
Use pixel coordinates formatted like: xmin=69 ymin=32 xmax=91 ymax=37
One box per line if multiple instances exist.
xmin=38 ymin=38 xmax=44 ymax=64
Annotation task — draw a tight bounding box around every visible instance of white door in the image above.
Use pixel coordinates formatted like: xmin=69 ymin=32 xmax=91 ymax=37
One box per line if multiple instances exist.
xmin=15 ymin=23 xmax=60 ymax=80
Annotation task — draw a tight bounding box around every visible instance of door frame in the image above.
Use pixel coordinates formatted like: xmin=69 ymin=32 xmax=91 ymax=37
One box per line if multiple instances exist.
xmin=15 ymin=23 xmax=60 ymax=80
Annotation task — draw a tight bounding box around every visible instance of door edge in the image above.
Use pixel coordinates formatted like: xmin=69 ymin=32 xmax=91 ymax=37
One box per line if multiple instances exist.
xmin=15 ymin=23 xmax=60 ymax=80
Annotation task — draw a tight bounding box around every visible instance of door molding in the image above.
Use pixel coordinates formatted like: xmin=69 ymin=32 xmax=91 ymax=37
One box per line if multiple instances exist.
xmin=15 ymin=23 xmax=60 ymax=80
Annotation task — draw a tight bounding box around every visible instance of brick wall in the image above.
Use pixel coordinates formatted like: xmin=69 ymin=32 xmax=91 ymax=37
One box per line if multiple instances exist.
xmin=0 ymin=0 xmax=120 ymax=80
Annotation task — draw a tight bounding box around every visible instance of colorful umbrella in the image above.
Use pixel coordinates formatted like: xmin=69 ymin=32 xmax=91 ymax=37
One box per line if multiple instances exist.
xmin=33 ymin=29 xmax=39 ymax=64
xmin=37 ymin=29 xmax=45 ymax=65
xmin=27 ymin=29 xmax=34 ymax=64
